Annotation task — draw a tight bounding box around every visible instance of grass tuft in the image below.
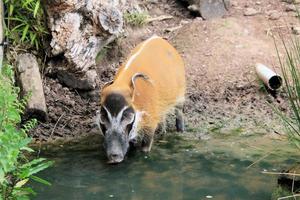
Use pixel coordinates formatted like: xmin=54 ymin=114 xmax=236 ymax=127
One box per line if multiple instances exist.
xmin=124 ymin=11 xmax=149 ymax=26
xmin=273 ymin=32 xmax=300 ymax=148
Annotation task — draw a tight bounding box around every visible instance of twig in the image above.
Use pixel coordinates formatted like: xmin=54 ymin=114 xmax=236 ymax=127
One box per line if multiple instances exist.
xmin=266 ymin=25 xmax=291 ymax=37
xmin=146 ymin=15 xmax=173 ymax=23
xmin=246 ymin=150 xmax=273 ymax=169
xmin=292 ymin=171 xmax=296 ymax=193
xmin=261 ymin=171 xmax=300 ymax=176
xmin=277 ymin=194 xmax=300 ymax=200
xmin=50 ymin=112 xmax=65 ymax=138
xmin=165 ymin=25 xmax=183 ymax=33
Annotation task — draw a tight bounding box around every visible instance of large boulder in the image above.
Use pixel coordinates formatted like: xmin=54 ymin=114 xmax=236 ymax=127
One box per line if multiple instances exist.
xmin=183 ymin=0 xmax=230 ymax=20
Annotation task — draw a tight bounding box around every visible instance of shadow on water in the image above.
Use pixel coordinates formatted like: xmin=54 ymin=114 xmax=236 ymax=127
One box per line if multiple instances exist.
xmin=31 ymin=134 xmax=299 ymax=200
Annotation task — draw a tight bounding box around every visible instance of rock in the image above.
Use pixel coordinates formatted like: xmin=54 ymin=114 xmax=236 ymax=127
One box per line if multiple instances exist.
xmin=184 ymin=0 xmax=230 ymax=20
xmin=146 ymin=0 xmax=159 ymax=3
xmin=268 ymin=10 xmax=281 ymax=20
xmin=244 ymin=8 xmax=259 ymax=16
xmin=286 ymin=4 xmax=297 ymax=12
xmin=282 ymin=0 xmax=293 ymax=3
xmin=282 ymin=0 xmax=300 ymax=4
xmin=292 ymin=26 xmax=300 ymax=35
xmin=16 ymin=53 xmax=47 ymax=121
xmin=231 ymin=1 xmax=238 ymax=7
xmin=188 ymin=4 xmax=199 ymax=12
xmin=57 ymin=69 xmax=98 ymax=90
xmin=78 ymin=89 xmax=100 ymax=102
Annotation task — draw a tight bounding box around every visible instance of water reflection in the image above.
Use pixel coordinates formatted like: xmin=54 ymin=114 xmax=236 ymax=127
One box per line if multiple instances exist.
xmin=31 ymin=136 xmax=298 ymax=200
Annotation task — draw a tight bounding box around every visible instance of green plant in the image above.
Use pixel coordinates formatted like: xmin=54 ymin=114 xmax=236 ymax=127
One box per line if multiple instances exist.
xmin=0 ymin=64 xmax=52 ymax=199
xmin=4 ymin=0 xmax=48 ymax=50
xmin=124 ymin=11 xmax=149 ymax=26
xmin=274 ymin=34 xmax=300 ymax=149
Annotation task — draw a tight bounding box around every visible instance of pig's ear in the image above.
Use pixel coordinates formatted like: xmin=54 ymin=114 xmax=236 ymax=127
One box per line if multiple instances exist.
xmin=102 ymin=80 xmax=113 ymax=90
xmin=130 ymin=73 xmax=152 ymax=101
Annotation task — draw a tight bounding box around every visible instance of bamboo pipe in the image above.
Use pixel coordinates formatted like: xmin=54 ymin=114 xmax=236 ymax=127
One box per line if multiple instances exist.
xmin=255 ymin=63 xmax=282 ymax=90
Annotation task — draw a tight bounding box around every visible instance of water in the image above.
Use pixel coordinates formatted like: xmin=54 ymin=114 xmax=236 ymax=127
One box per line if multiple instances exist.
xmin=31 ymin=135 xmax=299 ymax=200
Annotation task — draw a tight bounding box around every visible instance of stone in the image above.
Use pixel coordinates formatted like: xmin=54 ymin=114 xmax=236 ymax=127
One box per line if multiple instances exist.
xmin=231 ymin=1 xmax=238 ymax=7
xmin=57 ymin=69 xmax=98 ymax=90
xmin=17 ymin=53 xmax=47 ymax=121
xmin=292 ymin=26 xmax=300 ymax=35
xmin=286 ymin=4 xmax=297 ymax=12
xmin=268 ymin=10 xmax=281 ymax=20
xmin=244 ymin=8 xmax=259 ymax=16
xmin=184 ymin=0 xmax=230 ymax=20
xmin=282 ymin=0 xmax=300 ymax=4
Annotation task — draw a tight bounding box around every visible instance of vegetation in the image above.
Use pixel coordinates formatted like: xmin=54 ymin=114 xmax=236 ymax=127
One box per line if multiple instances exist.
xmin=4 ymin=0 xmax=48 ymax=50
xmin=274 ymin=35 xmax=300 ymax=149
xmin=271 ymin=186 xmax=294 ymax=200
xmin=0 ymin=65 xmax=52 ymax=200
xmin=124 ymin=11 xmax=149 ymax=26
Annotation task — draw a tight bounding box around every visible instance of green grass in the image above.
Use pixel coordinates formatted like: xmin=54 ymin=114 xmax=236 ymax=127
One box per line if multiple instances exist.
xmin=124 ymin=11 xmax=149 ymax=26
xmin=274 ymin=33 xmax=300 ymax=149
xmin=4 ymin=0 xmax=48 ymax=50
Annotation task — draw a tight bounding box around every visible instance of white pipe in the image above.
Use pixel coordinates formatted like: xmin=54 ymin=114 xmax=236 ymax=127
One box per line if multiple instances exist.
xmin=255 ymin=63 xmax=282 ymax=90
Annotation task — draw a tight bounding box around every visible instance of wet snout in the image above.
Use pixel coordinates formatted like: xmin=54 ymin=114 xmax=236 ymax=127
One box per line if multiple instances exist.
xmin=106 ymin=140 xmax=125 ymax=164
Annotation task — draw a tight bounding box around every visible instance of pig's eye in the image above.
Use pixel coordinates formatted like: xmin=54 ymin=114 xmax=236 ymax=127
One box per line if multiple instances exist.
xmin=100 ymin=123 xmax=107 ymax=135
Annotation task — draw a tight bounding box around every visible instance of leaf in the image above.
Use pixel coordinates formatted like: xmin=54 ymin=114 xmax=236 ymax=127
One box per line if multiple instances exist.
xmin=19 ymin=160 xmax=53 ymax=178
xmin=20 ymin=146 xmax=34 ymax=152
xmin=19 ymin=158 xmax=47 ymax=169
xmin=33 ymin=0 xmax=40 ymax=18
xmin=31 ymin=175 xmax=51 ymax=186
xmin=27 ymin=161 xmax=53 ymax=176
xmin=21 ymin=24 xmax=29 ymax=42
xmin=9 ymin=4 xmax=14 ymax=16
xmin=0 ymin=168 xmax=5 ymax=184
xmin=15 ymin=178 xmax=29 ymax=188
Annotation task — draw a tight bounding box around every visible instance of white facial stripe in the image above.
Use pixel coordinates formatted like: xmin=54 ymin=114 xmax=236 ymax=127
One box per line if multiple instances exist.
xmin=124 ymin=35 xmax=160 ymax=70
xmin=102 ymin=106 xmax=112 ymax=122
xmin=129 ymin=111 xmax=144 ymax=140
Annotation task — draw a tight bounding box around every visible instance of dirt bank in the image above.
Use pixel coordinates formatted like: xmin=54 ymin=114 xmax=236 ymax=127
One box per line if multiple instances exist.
xmin=32 ymin=0 xmax=299 ymax=144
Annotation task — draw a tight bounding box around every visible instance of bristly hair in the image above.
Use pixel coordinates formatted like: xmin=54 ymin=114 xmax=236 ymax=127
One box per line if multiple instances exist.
xmin=103 ymin=93 xmax=128 ymax=117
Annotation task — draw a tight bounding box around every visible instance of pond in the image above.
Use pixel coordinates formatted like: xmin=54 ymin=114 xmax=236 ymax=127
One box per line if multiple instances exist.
xmin=31 ymin=134 xmax=299 ymax=200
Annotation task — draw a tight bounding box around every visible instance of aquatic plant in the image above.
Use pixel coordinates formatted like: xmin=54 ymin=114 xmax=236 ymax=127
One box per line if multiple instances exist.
xmin=4 ymin=0 xmax=48 ymax=50
xmin=274 ymin=34 xmax=300 ymax=149
xmin=0 ymin=64 xmax=52 ymax=199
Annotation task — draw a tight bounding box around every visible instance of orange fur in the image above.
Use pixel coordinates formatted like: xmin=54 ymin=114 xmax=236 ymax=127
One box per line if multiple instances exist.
xmin=101 ymin=36 xmax=186 ymax=136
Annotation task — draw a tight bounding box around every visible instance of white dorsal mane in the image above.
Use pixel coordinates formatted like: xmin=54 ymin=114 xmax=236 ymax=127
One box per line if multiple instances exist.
xmin=124 ymin=35 xmax=160 ymax=70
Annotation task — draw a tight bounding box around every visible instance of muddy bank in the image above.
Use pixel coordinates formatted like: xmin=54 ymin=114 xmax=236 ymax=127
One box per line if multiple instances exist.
xmin=30 ymin=0 xmax=300 ymax=144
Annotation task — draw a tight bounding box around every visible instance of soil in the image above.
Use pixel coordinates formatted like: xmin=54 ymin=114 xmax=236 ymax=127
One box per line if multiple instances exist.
xmin=32 ymin=0 xmax=300 ymax=144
